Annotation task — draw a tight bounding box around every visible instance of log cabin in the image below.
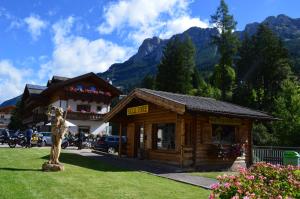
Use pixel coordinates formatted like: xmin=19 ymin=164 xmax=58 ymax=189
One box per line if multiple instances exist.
xmin=21 ymin=72 xmax=121 ymax=135
xmin=104 ymin=88 xmax=275 ymax=170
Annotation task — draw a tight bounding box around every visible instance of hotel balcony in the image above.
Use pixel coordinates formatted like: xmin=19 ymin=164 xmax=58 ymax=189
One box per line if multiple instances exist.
xmin=64 ymin=88 xmax=112 ymax=104
xmin=66 ymin=111 xmax=105 ymax=121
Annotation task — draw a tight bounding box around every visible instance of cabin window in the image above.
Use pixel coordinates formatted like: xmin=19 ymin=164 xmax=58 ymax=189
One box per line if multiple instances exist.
xmin=77 ymin=105 xmax=91 ymax=112
xmin=212 ymin=124 xmax=235 ymax=145
xmin=152 ymin=123 xmax=175 ymax=150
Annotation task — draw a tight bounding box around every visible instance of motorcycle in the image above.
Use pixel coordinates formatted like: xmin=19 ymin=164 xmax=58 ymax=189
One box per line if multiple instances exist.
xmin=0 ymin=129 xmax=10 ymax=145
xmin=8 ymin=132 xmax=27 ymax=148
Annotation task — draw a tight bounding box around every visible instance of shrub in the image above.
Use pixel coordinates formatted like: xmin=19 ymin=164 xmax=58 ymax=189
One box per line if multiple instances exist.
xmin=210 ymin=163 xmax=300 ymax=199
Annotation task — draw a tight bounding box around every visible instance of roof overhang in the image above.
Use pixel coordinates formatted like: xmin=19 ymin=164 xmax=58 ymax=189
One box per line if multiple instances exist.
xmin=103 ymin=89 xmax=186 ymax=122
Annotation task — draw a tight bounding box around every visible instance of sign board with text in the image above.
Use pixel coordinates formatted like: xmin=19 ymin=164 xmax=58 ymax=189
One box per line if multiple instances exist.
xmin=127 ymin=105 xmax=149 ymax=116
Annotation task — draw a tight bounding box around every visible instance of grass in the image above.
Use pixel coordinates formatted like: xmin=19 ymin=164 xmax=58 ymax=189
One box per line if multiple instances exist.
xmin=0 ymin=148 xmax=210 ymax=199
xmin=191 ymin=171 xmax=237 ymax=179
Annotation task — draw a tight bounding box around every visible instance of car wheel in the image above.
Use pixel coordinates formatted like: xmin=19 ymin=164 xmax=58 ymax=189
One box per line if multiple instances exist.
xmin=107 ymin=147 xmax=115 ymax=154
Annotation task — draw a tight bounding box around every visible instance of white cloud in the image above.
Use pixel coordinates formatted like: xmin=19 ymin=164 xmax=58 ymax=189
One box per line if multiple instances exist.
xmin=160 ymin=15 xmax=209 ymax=39
xmin=0 ymin=60 xmax=32 ymax=103
xmin=98 ymin=0 xmax=208 ymax=44
xmin=24 ymin=14 xmax=47 ymax=40
xmin=38 ymin=17 xmax=133 ymax=80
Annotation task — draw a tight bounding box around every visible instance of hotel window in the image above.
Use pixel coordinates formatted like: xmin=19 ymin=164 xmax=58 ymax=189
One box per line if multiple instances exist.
xmin=212 ymin=124 xmax=235 ymax=145
xmin=77 ymin=105 xmax=91 ymax=112
xmin=96 ymin=106 xmax=102 ymax=112
xmin=152 ymin=123 xmax=175 ymax=150
xmin=76 ymin=84 xmax=84 ymax=91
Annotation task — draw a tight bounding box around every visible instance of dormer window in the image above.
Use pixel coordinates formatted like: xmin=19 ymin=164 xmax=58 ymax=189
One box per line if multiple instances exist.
xmin=76 ymin=85 xmax=83 ymax=91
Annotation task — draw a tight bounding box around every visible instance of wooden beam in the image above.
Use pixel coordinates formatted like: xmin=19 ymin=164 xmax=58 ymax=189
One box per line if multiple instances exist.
xmin=118 ymin=123 xmax=122 ymax=157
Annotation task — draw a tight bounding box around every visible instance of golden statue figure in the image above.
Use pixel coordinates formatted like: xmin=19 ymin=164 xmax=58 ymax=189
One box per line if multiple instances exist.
xmin=42 ymin=106 xmax=68 ymax=171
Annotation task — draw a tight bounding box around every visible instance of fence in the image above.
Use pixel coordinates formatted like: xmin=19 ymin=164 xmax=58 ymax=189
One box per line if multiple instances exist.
xmin=253 ymin=146 xmax=300 ymax=165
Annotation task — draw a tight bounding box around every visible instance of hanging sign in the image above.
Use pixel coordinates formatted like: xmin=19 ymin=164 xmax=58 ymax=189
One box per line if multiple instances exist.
xmin=127 ymin=105 xmax=149 ymax=115
xmin=209 ymin=116 xmax=242 ymax=126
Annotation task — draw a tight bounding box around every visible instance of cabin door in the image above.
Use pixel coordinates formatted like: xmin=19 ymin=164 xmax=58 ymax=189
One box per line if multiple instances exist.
xmin=134 ymin=123 xmax=145 ymax=158
xmin=184 ymin=120 xmax=196 ymax=166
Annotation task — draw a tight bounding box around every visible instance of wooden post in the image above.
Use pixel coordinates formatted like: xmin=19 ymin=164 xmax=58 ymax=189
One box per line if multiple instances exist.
xmin=118 ymin=123 xmax=122 ymax=157
xmin=177 ymin=116 xmax=185 ymax=167
xmin=248 ymin=121 xmax=253 ymax=166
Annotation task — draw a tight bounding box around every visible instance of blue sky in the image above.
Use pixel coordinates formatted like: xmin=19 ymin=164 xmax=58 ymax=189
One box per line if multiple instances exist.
xmin=0 ymin=0 xmax=299 ymax=103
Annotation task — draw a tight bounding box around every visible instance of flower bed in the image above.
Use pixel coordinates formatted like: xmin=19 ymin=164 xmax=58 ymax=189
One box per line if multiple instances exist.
xmin=210 ymin=163 xmax=300 ymax=199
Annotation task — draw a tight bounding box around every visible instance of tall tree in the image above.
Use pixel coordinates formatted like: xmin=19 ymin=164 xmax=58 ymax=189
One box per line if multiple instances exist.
xmin=272 ymin=79 xmax=300 ymax=146
xmin=8 ymin=101 xmax=25 ymax=131
xmin=156 ymin=36 xmax=196 ymax=94
xmin=210 ymin=0 xmax=239 ymax=100
xmin=141 ymin=74 xmax=156 ymax=89
xmin=234 ymin=25 xmax=292 ymax=111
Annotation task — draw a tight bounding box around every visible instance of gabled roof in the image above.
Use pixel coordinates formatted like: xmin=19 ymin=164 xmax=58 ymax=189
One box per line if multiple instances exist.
xmin=47 ymin=76 xmax=70 ymax=86
xmin=26 ymin=84 xmax=47 ymax=93
xmin=104 ymin=88 xmax=276 ymax=122
xmin=42 ymin=72 xmax=121 ymax=97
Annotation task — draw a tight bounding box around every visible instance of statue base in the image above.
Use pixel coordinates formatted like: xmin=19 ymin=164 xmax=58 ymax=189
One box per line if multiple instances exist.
xmin=42 ymin=162 xmax=64 ymax=172
xmin=230 ymin=156 xmax=246 ymax=172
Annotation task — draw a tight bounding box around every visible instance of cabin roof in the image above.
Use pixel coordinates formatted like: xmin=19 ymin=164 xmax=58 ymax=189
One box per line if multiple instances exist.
xmin=104 ymin=88 xmax=276 ymax=122
xmin=140 ymin=89 xmax=274 ymax=119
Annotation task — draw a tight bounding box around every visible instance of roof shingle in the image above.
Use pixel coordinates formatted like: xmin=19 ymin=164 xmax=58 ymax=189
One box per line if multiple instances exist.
xmin=140 ymin=88 xmax=274 ymax=120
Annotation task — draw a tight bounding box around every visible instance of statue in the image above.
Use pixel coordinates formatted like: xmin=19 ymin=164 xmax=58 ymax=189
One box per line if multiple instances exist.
xmin=42 ymin=106 xmax=68 ymax=171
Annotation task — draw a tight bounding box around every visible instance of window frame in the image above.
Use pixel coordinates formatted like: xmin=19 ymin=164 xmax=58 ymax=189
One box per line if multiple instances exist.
xmin=152 ymin=123 xmax=176 ymax=151
xmin=211 ymin=124 xmax=236 ymax=145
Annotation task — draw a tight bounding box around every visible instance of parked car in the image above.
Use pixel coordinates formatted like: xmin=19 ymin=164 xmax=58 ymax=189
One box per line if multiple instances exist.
xmin=94 ymin=135 xmax=127 ymax=154
xmin=40 ymin=132 xmax=69 ymax=147
xmin=40 ymin=132 xmax=52 ymax=146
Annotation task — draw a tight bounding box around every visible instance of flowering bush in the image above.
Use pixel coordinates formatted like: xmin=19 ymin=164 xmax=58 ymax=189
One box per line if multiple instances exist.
xmin=210 ymin=163 xmax=300 ymax=199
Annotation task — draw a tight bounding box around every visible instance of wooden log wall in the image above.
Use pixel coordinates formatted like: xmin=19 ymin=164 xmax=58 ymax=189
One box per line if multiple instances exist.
xmin=194 ymin=114 xmax=253 ymax=169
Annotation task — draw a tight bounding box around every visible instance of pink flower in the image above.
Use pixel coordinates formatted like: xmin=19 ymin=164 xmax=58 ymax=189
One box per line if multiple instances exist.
xmin=210 ymin=183 xmax=220 ymax=190
xmin=224 ymin=182 xmax=231 ymax=188
xmin=246 ymin=175 xmax=255 ymax=180
xmin=276 ymin=196 xmax=282 ymax=199
xmin=209 ymin=193 xmax=215 ymax=199
xmin=231 ymin=196 xmax=239 ymax=199
xmin=243 ymin=197 xmax=250 ymax=199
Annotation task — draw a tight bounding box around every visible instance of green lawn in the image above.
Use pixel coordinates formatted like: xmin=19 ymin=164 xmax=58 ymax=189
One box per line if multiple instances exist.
xmin=191 ymin=171 xmax=237 ymax=179
xmin=0 ymin=148 xmax=210 ymax=199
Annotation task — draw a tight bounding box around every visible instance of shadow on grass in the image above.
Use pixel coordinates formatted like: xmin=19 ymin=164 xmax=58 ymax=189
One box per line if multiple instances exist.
xmin=41 ymin=153 xmax=128 ymax=172
xmin=0 ymin=167 xmax=41 ymax=171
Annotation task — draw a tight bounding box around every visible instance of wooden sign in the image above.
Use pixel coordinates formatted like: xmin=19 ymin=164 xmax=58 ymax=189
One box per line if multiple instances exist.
xmin=127 ymin=105 xmax=149 ymax=115
xmin=209 ymin=116 xmax=241 ymax=126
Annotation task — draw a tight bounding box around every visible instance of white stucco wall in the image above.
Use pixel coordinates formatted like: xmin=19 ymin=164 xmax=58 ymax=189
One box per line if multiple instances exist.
xmin=49 ymin=99 xmax=110 ymax=135
xmin=50 ymin=99 xmax=110 ymax=114
xmin=67 ymin=119 xmax=109 ymax=135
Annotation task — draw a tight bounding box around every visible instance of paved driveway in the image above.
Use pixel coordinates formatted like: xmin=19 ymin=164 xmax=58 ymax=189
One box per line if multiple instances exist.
xmin=69 ymin=149 xmax=218 ymax=189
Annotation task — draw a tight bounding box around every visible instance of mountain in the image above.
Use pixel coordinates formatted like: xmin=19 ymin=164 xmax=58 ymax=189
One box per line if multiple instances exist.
xmin=0 ymin=95 xmax=21 ymax=108
xmin=100 ymin=28 xmax=219 ymax=91
xmin=99 ymin=14 xmax=300 ymax=91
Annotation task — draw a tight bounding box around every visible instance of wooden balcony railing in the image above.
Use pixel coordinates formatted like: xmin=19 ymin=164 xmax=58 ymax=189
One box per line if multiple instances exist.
xmin=67 ymin=112 xmax=105 ymax=121
xmin=65 ymin=89 xmax=111 ymax=103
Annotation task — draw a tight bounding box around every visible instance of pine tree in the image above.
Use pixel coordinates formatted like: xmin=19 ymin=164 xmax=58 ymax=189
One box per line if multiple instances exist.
xmin=210 ymin=0 xmax=239 ymax=100
xmin=141 ymin=74 xmax=156 ymax=89
xmin=234 ymin=25 xmax=292 ymax=111
xmin=156 ymin=36 xmax=196 ymax=94
xmin=8 ymin=101 xmax=26 ymax=131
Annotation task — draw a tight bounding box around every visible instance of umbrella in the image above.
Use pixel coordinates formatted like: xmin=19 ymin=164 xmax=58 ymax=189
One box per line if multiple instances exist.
xmin=46 ymin=120 xmax=76 ymax=127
